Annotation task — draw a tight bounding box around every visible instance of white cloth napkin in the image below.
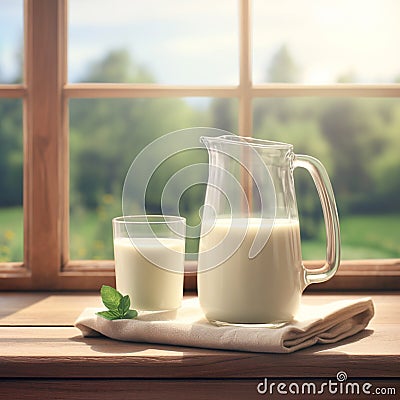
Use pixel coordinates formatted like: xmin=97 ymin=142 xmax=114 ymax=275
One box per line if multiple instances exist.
xmin=75 ymin=297 xmax=374 ymax=353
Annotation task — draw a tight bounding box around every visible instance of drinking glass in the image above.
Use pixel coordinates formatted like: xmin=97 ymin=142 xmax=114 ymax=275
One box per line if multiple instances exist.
xmin=112 ymin=215 xmax=186 ymax=311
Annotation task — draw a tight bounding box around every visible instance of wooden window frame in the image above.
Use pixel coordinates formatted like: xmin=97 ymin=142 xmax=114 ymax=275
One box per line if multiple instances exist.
xmin=0 ymin=0 xmax=399 ymax=290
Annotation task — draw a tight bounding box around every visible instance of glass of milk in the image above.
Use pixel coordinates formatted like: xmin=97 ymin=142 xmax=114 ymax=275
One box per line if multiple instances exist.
xmin=112 ymin=215 xmax=185 ymax=311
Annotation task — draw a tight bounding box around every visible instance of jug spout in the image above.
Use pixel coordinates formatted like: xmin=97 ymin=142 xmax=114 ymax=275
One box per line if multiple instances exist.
xmin=200 ymin=134 xmax=236 ymax=150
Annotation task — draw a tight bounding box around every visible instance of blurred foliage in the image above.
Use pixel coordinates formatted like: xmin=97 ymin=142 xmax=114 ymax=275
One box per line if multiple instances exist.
xmin=68 ymin=49 xmax=236 ymax=257
xmin=267 ymin=44 xmax=302 ymax=83
xmin=0 ymin=46 xmax=399 ymax=260
xmin=0 ymin=99 xmax=23 ymax=207
xmin=0 ymin=207 xmax=23 ymax=262
xmin=253 ymin=94 xmax=400 ymax=238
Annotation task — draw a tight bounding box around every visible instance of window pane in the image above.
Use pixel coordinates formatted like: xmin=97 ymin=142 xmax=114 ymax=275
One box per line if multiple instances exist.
xmin=253 ymin=98 xmax=400 ymax=260
xmin=0 ymin=99 xmax=23 ymax=262
xmin=0 ymin=0 xmax=23 ymax=84
xmin=69 ymin=97 xmax=237 ymax=260
xmin=68 ymin=0 xmax=238 ymax=84
xmin=253 ymin=0 xmax=400 ymax=84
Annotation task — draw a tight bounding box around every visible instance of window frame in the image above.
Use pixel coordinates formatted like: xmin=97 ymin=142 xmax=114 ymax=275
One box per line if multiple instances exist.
xmin=0 ymin=0 xmax=399 ymax=290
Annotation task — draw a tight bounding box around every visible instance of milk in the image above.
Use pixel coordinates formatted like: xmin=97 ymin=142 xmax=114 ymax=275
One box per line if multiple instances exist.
xmin=114 ymin=237 xmax=184 ymax=311
xmin=198 ymin=218 xmax=305 ymax=324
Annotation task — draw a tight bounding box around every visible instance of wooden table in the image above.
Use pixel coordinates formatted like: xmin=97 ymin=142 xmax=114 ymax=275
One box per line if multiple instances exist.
xmin=0 ymin=292 xmax=399 ymax=399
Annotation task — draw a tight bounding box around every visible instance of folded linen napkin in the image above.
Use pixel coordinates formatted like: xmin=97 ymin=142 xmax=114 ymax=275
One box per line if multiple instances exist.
xmin=75 ymin=297 xmax=374 ymax=353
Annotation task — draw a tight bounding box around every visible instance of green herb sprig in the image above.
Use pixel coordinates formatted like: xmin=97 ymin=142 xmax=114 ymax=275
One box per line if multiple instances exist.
xmin=96 ymin=285 xmax=138 ymax=320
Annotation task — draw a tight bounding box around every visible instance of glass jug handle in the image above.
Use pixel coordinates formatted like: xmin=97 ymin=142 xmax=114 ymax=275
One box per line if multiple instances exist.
xmin=294 ymin=154 xmax=341 ymax=285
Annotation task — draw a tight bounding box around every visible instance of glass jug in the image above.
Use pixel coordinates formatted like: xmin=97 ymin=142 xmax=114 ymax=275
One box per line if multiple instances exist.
xmin=197 ymin=135 xmax=340 ymax=326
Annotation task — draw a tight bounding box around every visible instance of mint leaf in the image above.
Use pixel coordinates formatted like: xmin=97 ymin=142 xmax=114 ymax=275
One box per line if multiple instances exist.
xmin=100 ymin=285 xmax=122 ymax=310
xmin=96 ymin=310 xmax=120 ymax=320
xmin=96 ymin=286 xmax=138 ymax=320
xmin=124 ymin=309 xmax=138 ymax=319
xmin=118 ymin=295 xmax=130 ymax=316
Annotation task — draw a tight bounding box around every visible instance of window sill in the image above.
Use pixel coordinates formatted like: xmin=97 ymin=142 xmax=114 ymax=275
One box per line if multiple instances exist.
xmin=0 ymin=292 xmax=399 ymax=398
xmin=1 ymin=259 xmax=399 ymax=291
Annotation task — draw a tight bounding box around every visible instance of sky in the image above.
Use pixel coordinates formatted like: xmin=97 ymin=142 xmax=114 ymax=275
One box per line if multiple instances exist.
xmin=1 ymin=0 xmax=400 ymax=85
xmin=0 ymin=0 xmax=23 ymax=83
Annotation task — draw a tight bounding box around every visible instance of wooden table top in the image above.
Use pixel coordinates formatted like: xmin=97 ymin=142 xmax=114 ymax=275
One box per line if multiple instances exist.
xmin=0 ymin=292 xmax=399 ymax=380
